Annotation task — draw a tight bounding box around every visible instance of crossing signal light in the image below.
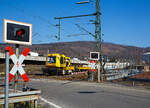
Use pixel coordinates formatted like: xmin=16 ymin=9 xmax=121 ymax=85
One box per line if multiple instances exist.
xmin=16 ymin=29 xmax=25 ymax=37
xmin=4 ymin=19 xmax=32 ymax=45
xmin=15 ymin=28 xmax=25 ymax=38
xmin=90 ymin=52 xmax=99 ymax=60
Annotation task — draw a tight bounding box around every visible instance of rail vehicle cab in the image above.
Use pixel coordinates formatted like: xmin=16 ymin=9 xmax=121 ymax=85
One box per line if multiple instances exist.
xmin=46 ymin=54 xmax=66 ymax=68
xmin=65 ymin=57 xmax=75 ymax=72
xmin=66 ymin=57 xmax=71 ymax=67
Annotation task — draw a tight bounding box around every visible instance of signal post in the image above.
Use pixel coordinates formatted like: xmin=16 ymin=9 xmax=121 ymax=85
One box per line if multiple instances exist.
xmin=2 ymin=19 xmax=41 ymax=108
xmin=4 ymin=19 xmax=32 ymax=91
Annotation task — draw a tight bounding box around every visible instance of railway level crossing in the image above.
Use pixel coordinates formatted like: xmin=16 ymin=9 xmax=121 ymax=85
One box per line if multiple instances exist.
xmin=2 ymin=19 xmax=41 ymax=108
xmin=5 ymin=46 xmax=30 ymax=82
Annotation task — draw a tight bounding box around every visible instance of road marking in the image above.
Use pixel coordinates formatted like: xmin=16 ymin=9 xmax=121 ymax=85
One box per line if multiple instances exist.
xmin=40 ymin=96 xmax=62 ymax=108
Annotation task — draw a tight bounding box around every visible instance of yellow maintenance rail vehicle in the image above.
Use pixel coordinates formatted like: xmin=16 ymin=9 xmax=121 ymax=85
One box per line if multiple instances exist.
xmin=43 ymin=53 xmax=91 ymax=75
xmin=43 ymin=53 xmax=75 ymax=75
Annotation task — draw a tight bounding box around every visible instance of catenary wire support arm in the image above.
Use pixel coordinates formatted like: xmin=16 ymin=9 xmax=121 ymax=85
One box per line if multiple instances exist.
xmin=54 ymin=13 xmax=96 ymax=19
xmin=54 ymin=13 xmax=96 ymax=40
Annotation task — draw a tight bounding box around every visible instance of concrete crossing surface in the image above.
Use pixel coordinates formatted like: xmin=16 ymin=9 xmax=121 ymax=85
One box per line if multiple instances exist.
xmin=28 ymin=79 xmax=150 ymax=108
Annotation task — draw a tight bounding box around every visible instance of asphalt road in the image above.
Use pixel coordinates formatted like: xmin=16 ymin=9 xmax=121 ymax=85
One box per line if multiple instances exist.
xmin=28 ymin=79 xmax=150 ymax=108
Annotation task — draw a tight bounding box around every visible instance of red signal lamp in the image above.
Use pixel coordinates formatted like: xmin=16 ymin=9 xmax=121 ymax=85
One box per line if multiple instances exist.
xmin=16 ymin=29 xmax=25 ymax=37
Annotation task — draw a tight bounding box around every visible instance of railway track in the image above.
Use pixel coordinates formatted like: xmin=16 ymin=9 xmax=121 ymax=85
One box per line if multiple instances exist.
xmin=30 ymin=71 xmax=89 ymax=81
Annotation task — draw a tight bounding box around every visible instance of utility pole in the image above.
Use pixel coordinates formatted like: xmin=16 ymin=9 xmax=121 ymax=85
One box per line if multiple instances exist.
xmin=95 ymin=0 xmax=102 ymax=82
xmin=54 ymin=0 xmax=102 ymax=82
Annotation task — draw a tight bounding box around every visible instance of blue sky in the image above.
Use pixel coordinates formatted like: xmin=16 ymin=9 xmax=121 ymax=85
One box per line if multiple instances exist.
xmin=0 ymin=0 xmax=150 ymax=47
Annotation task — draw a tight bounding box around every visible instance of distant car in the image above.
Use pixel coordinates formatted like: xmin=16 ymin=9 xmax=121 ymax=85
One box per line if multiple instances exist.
xmin=28 ymin=52 xmax=39 ymax=56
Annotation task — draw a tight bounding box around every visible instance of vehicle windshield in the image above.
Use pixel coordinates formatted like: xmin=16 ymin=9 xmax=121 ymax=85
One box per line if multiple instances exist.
xmin=66 ymin=59 xmax=69 ymax=66
xmin=48 ymin=56 xmax=56 ymax=63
